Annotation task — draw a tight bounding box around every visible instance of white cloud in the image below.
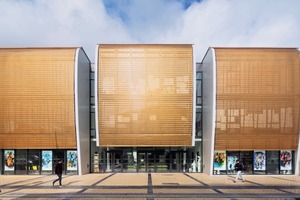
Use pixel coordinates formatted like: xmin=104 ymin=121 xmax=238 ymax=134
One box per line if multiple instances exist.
xmin=0 ymin=0 xmax=132 ymax=61
xmin=157 ymin=0 xmax=300 ymax=60
xmin=0 ymin=0 xmax=299 ymax=62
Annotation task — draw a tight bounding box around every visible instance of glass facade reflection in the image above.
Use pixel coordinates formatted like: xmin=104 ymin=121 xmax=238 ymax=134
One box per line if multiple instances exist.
xmin=213 ymin=150 xmax=294 ymax=175
xmin=1 ymin=149 xmax=77 ymax=175
xmin=91 ymin=146 xmax=202 ymax=173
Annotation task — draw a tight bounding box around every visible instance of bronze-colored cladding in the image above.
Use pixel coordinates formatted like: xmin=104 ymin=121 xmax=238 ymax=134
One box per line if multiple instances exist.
xmin=214 ymin=48 xmax=300 ymax=150
xmin=0 ymin=48 xmax=77 ymax=149
xmin=97 ymin=44 xmax=193 ymax=146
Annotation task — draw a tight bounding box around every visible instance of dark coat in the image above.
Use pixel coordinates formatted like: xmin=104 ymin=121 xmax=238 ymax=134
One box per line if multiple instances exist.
xmin=54 ymin=162 xmax=64 ymax=174
xmin=234 ymin=162 xmax=244 ymax=171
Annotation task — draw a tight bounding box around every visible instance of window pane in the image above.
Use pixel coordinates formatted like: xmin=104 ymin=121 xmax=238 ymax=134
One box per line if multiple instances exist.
xmin=15 ymin=150 xmax=27 ymax=175
xmin=91 ymin=79 xmax=95 ymax=97
xmin=196 ymin=81 xmax=202 ymax=97
xmin=91 ymin=112 xmax=95 ymax=129
xmin=196 ymin=72 xmax=202 ymax=79
xmin=28 ymin=150 xmax=40 ymax=174
xmin=267 ymin=151 xmax=279 ymax=174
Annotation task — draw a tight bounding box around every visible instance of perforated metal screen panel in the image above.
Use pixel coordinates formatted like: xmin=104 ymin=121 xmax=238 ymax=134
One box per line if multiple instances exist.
xmin=214 ymin=48 xmax=300 ymax=150
xmin=0 ymin=48 xmax=77 ymax=149
xmin=97 ymin=44 xmax=194 ymax=146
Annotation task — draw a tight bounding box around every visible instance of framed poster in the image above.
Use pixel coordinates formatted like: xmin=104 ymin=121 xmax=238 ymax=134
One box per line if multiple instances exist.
xmin=280 ymin=150 xmax=292 ymax=170
xmin=42 ymin=151 xmax=52 ymax=171
xmin=4 ymin=150 xmax=15 ymax=171
xmin=227 ymin=155 xmax=238 ymax=171
xmin=67 ymin=150 xmax=78 ymax=170
xmin=254 ymin=150 xmax=266 ymax=170
xmin=214 ymin=151 xmax=226 ymax=170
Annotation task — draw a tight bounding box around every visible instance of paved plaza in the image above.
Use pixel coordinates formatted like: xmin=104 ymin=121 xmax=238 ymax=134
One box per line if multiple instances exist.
xmin=1 ymin=173 xmax=300 ymax=199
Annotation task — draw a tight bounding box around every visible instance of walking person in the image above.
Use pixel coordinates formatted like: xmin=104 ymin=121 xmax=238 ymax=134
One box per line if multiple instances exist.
xmin=234 ymin=159 xmax=245 ymax=183
xmin=53 ymin=159 xmax=64 ymax=187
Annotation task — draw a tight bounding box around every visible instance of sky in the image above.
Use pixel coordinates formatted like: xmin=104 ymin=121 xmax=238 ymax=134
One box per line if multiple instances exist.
xmin=0 ymin=0 xmax=299 ymax=62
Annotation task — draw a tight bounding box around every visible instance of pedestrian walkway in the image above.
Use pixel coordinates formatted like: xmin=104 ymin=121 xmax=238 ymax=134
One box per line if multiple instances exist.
xmin=1 ymin=173 xmax=300 ymax=199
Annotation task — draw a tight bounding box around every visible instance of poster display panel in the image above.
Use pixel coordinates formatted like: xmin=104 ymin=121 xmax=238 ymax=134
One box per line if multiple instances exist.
xmin=67 ymin=150 xmax=78 ymax=170
xmin=214 ymin=151 xmax=226 ymax=170
xmin=254 ymin=150 xmax=266 ymax=170
xmin=227 ymin=155 xmax=238 ymax=171
xmin=280 ymin=150 xmax=292 ymax=170
xmin=4 ymin=150 xmax=15 ymax=171
xmin=42 ymin=151 xmax=53 ymax=171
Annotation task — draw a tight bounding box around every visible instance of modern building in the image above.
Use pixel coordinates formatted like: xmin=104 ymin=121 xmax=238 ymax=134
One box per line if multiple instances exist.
xmin=0 ymin=47 xmax=90 ymax=175
xmin=91 ymin=44 xmax=202 ymax=173
xmin=0 ymin=45 xmax=299 ymax=175
xmin=202 ymin=47 xmax=300 ymax=175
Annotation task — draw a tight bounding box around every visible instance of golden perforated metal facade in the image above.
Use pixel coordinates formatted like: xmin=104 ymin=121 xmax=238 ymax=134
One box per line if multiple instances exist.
xmin=214 ymin=48 xmax=300 ymax=150
xmin=97 ymin=44 xmax=194 ymax=146
xmin=0 ymin=48 xmax=77 ymax=149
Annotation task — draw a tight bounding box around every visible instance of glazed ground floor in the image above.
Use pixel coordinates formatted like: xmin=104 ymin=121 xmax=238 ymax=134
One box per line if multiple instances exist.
xmin=0 ymin=146 xmax=295 ymax=175
xmin=0 ymin=149 xmax=78 ymax=175
xmin=90 ymin=140 xmax=203 ymax=173
xmin=213 ymin=150 xmax=295 ymax=175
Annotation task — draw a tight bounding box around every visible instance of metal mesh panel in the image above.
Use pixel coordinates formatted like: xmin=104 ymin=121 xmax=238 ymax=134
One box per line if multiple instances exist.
xmin=215 ymin=48 xmax=300 ymax=150
xmin=97 ymin=44 xmax=193 ymax=146
xmin=0 ymin=48 xmax=77 ymax=149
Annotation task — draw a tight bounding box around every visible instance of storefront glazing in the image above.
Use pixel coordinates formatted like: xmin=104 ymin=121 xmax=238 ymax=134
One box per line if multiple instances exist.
xmin=90 ymin=142 xmax=202 ymax=173
xmin=213 ymin=150 xmax=294 ymax=175
xmin=1 ymin=149 xmax=78 ymax=175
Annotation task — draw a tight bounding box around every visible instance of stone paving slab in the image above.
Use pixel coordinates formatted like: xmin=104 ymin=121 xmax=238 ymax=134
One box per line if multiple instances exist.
xmin=1 ymin=173 xmax=300 ymax=199
xmin=85 ymin=188 xmax=147 ymax=193
xmin=98 ymin=173 xmax=147 ymax=186
xmin=152 ymin=173 xmax=201 ymax=186
xmin=153 ymin=188 xmax=216 ymax=194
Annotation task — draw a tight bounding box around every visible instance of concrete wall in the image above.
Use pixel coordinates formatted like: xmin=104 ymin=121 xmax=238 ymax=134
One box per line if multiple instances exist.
xmin=75 ymin=48 xmax=91 ymax=175
xmin=202 ymin=48 xmax=216 ymax=175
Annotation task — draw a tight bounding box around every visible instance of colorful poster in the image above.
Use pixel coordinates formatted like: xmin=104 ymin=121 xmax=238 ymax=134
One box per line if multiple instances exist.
xmin=67 ymin=150 xmax=78 ymax=170
xmin=254 ymin=150 xmax=266 ymax=170
xmin=214 ymin=151 xmax=226 ymax=170
xmin=227 ymin=155 xmax=238 ymax=171
xmin=4 ymin=150 xmax=15 ymax=171
xmin=42 ymin=151 xmax=52 ymax=171
xmin=280 ymin=150 xmax=292 ymax=170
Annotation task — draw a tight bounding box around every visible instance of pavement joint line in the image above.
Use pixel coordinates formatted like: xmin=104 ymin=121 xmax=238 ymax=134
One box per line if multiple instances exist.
xmin=2 ymin=192 xmax=300 ymax=199
xmin=2 ymin=184 xmax=300 ymax=189
xmin=147 ymin=172 xmax=154 ymax=200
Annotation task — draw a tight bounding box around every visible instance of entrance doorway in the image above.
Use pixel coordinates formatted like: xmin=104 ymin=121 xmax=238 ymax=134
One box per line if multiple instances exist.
xmin=105 ymin=149 xmax=184 ymax=172
xmin=137 ymin=150 xmax=183 ymax=172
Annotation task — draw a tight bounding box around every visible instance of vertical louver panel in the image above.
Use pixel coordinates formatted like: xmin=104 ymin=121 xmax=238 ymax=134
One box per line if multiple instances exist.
xmin=0 ymin=48 xmax=77 ymax=149
xmin=97 ymin=44 xmax=194 ymax=146
xmin=214 ymin=48 xmax=300 ymax=150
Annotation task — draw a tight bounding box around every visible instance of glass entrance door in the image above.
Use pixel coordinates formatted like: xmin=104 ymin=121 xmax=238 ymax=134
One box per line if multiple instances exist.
xmin=138 ymin=151 xmax=160 ymax=172
xmin=138 ymin=152 xmax=147 ymax=172
xmin=107 ymin=151 xmax=123 ymax=172
xmin=169 ymin=151 xmax=182 ymax=172
xmin=156 ymin=151 xmax=168 ymax=172
xmin=137 ymin=150 xmax=182 ymax=172
xmin=105 ymin=148 xmax=184 ymax=172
